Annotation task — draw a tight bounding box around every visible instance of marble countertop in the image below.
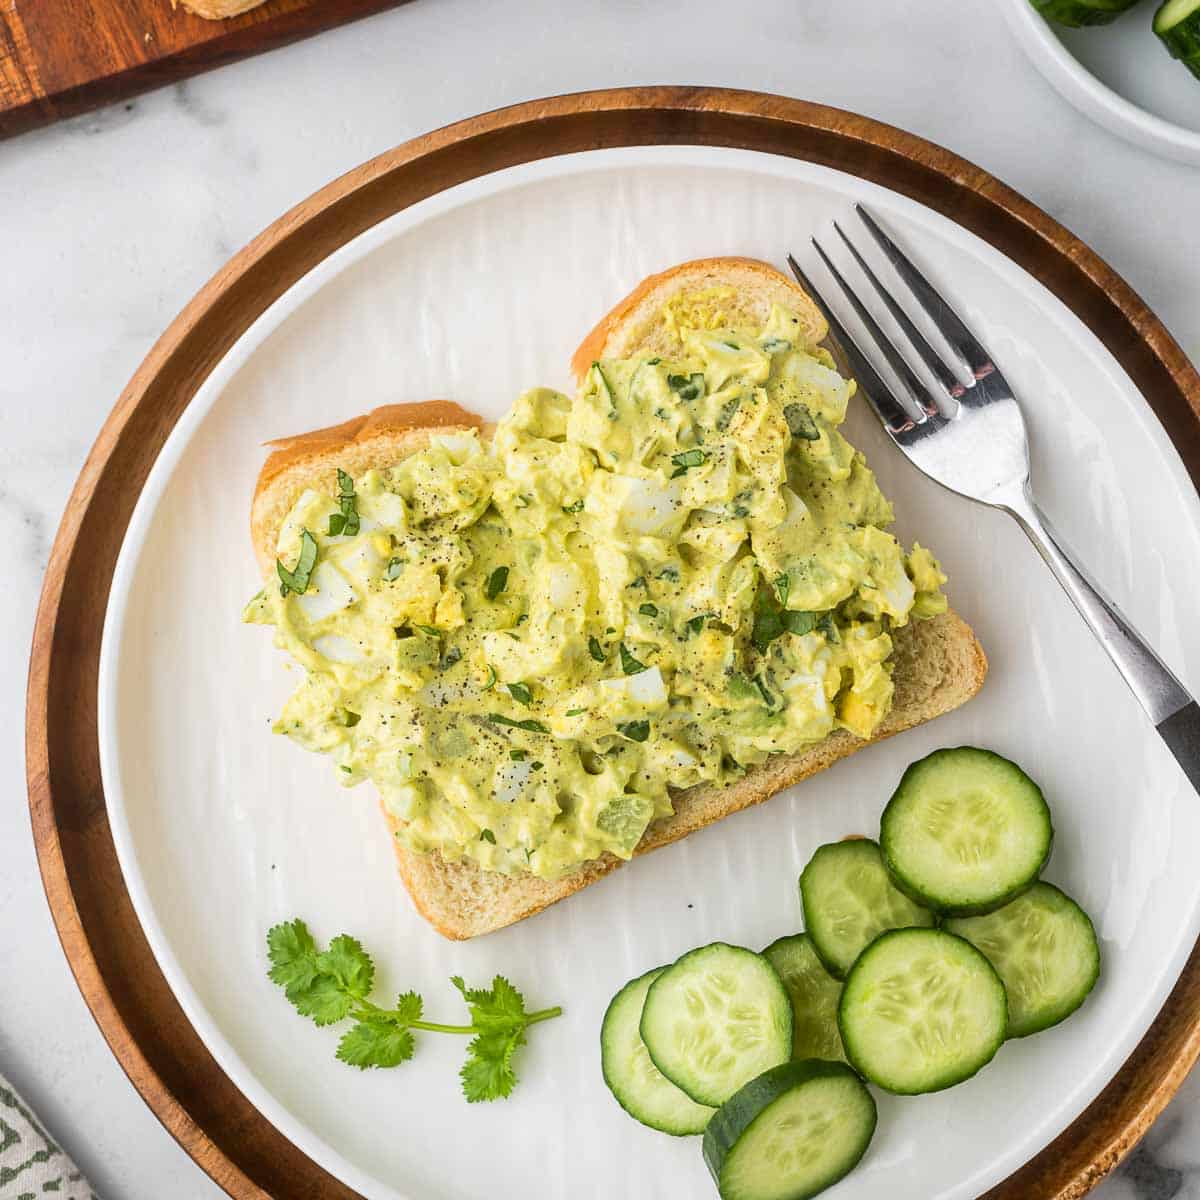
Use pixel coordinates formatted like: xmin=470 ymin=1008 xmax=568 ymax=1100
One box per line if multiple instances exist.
xmin=4 ymin=0 xmax=1199 ymax=1196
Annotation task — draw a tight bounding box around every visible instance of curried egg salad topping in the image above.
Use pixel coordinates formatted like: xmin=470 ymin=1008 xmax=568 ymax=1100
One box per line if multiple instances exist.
xmin=244 ymin=301 xmax=947 ymax=879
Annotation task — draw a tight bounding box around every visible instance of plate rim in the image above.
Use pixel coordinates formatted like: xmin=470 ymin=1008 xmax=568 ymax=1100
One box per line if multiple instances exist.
xmin=1000 ymin=0 xmax=1200 ymax=166
xmin=25 ymin=86 xmax=1200 ymax=1200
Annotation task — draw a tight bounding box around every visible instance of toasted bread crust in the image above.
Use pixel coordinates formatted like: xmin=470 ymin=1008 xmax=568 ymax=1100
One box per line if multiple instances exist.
xmin=570 ymin=257 xmax=828 ymax=383
xmin=250 ymin=401 xmax=482 ymax=576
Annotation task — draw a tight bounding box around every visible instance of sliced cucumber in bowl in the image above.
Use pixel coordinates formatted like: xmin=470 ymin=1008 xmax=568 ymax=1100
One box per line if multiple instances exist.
xmin=1031 ymin=0 xmax=1144 ymax=26
xmin=944 ymin=881 xmax=1100 ymax=1038
xmin=880 ymin=747 xmax=1053 ymax=916
xmin=601 ymin=968 xmax=716 ymax=1135
xmin=703 ymin=1060 xmax=876 ymax=1200
xmin=799 ymin=838 xmax=934 ymax=978
xmin=640 ymin=943 xmax=792 ymax=1108
xmin=1156 ymin=0 xmax=1200 ymax=77
xmin=839 ymin=927 xmax=1008 ymax=1094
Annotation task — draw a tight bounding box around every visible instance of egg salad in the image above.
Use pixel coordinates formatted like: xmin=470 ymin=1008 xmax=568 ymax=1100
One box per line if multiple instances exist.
xmin=244 ymin=303 xmax=947 ymax=880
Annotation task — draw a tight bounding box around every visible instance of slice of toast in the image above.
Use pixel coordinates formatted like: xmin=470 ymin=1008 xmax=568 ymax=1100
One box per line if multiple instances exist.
xmin=251 ymin=261 xmax=986 ymax=939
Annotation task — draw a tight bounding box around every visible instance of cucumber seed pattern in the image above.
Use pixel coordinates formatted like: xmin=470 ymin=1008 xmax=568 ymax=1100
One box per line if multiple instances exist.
xmin=945 ymin=882 xmax=1100 ymax=1038
xmin=840 ymin=929 xmax=1006 ymax=1093
xmin=641 ymin=944 xmax=791 ymax=1106
xmin=919 ymin=790 xmax=1007 ymax=868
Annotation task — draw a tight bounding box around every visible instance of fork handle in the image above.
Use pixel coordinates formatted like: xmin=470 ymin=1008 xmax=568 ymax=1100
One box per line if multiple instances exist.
xmin=1005 ymin=487 xmax=1200 ymax=793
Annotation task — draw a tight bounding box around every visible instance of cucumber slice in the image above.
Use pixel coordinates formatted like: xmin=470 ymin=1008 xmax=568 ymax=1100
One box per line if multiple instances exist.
xmin=703 ymin=1060 xmax=876 ymax=1200
xmin=944 ymin=882 xmax=1101 ymax=1038
xmin=601 ymin=968 xmax=716 ymax=1135
xmin=839 ymin=928 xmax=1008 ymax=1094
xmin=1031 ymin=0 xmax=1143 ymax=27
xmin=880 ymin=747 xmax=1053 ymax=916
xmin=799 ymin=839 xmax=934 ymax=978
xmin=640 ymin=943 xmax=792 ymax=1108
xmin=762 ymin=935 xmax=845 ymax=1063
xmin=1155 ymin=0 xmax=1200 ymax=78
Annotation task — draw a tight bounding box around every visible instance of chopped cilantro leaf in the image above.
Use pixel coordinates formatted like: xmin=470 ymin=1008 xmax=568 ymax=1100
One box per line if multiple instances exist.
xmin=667 ymin=372 xmax=705 ymax=402
xmin=479 ymin=828 xmax=496 ymax=844
xmin=277 ymin=529 xmax=318 ymax=597
xmin=670 ymin=448 xmax=708 ymax=478
xmin=715 ymin=396 xmax=741 ymax=432
xmin=782 ymin=609 xmax=818 ymax=637
xmin=588 ymin=636 xmax=606 ymax=663
xmin=638 ymin=603 xmax=658 ymax=618
xmin=332 ymin=468 xmax=361 ymax=537
xmin=489 ymin=714 xmax=548 ymax=734
xmin=506 ymin=681 xmax=533 ymax=706
xmin=617 ymin=720 xmax=650 ymax=743
xmin=484 ymin=566 xmax=509 ymax=601
xmin=619 ymin=643 xmax=648 ymax=675
xmin=784 ymin=403 xmax=820 ymax=441
xmin=752 ymin=587 xmax=820 ymax=652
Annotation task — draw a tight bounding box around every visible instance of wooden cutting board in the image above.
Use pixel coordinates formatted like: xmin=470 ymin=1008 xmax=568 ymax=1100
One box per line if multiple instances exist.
xmin=0 ymin=0 xmax=407 ymax=139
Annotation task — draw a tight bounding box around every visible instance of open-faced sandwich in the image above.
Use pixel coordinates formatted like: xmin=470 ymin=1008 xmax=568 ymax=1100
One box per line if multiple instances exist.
xmin=244 ymin=258 xmax=986 ymax=938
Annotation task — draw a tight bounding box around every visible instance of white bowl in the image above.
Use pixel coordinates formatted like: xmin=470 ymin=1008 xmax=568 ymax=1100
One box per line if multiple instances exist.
xmin=1001 ymin=0 xmax=1200 ymax=165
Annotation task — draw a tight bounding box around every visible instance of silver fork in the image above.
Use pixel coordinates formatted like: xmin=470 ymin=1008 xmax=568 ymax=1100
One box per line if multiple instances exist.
xmin=788 ymin=205 xmax=1200 ymax=793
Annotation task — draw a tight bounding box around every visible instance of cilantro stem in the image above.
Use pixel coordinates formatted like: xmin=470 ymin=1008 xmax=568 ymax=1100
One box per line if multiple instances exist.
xmin=520 ymin=1006 xmax=564 ymax=1026
xmin=353 ymin=1001 xmax=563 ymax=1034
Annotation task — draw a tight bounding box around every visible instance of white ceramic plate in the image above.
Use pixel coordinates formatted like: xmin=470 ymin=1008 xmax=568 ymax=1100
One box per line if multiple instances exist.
xmin=99 ymin=146 xmax=1200 ymax=1200
xmin=1002 ymin=0 xmax=1200 ymax=165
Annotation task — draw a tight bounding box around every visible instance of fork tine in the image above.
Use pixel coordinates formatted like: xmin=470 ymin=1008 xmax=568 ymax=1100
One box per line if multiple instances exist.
xmin=833 ymin=221 xmax=963 ymax=413
xmin=810 ymin=237 xmax=942 ymax=423
xmin=786 ymin=253 xmax=916 ymax=438
xmin=856 ymin=204 xmax=994 ymax=380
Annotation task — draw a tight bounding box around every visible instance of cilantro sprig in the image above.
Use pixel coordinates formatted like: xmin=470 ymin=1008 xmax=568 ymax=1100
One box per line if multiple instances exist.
xmin=267 ymin=920 xmax=562 ymax=1102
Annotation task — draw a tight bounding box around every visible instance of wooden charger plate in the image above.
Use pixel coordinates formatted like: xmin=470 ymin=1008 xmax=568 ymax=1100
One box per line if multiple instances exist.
xmin=26 ymin=87 xmax=1200 ymax=1200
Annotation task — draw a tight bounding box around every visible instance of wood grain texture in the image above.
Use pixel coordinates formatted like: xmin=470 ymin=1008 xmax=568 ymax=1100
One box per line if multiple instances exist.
xmin=25 ymin=88 xmax=1200 ymax=1200
xmin=0 ymin=0 xmax=406 ymax=139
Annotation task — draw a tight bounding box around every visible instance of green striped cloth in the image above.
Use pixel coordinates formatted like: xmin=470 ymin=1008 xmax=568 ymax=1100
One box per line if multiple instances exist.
xmin=0 ymin=1075 xmax=95 ymax=1199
